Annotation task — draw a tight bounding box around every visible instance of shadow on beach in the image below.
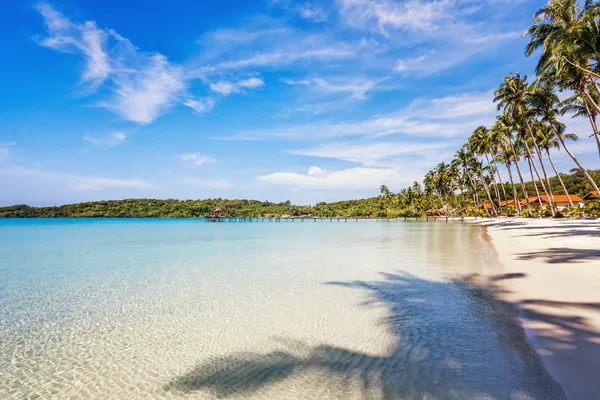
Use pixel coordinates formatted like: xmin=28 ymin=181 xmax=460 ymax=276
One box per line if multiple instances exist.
xmin=164 ymin=272 xmax=575 ymax=399
xmin=517 ymin=247 xmax=600 ymax=264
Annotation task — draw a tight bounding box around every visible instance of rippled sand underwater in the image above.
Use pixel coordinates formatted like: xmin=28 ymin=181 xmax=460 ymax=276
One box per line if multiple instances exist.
xmin=0 ymin=219 xmax=565 ymax=399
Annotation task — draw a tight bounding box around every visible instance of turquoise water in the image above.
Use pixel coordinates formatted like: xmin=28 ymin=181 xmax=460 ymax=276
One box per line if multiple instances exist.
xmin=0 ymin=219 xmax=564 ymax=399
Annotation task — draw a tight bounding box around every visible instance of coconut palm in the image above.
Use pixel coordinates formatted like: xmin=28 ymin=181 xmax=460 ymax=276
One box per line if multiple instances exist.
xmin=495 ymin=74 xmax=557 ymax=213
xmin=536 ymin=121 xmax=578 ymax=205
xmin=452 ymin=148 xmax=486 ymax=215
xmin=493 ymin=112 xmax=532 ymax=216
xmin=561 ymin=89 xmax=600 ymax=158
xmin=469 ymin=126 xmax=504 ymax=211
xmin=529 ymin=80 xmax=600 ymax=193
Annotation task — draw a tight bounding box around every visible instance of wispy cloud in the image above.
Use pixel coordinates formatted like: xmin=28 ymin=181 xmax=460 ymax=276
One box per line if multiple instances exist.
xmin=209 ymin=77 xmax=265 ymax=95
xmin=35 ymin=3 xmax=186 ymax=124
xmin=258 ymin=166 xmax=410 ymax=189
xmin=83 ymin=132 xmax=126 ymax=147
xmin=292 ymin=140 xmax=456 ymax=166
xmin=232 ymin=90 xmax=497 ymax=140
xmin=183 ymin=97 xmax=215 ymax=113
xmin=284 ymin=76 xmax=386 ymax=99
xmin=290 ymin=3 xmax=328 ymax=22
xmin=35 ymin=2 xmax=110 ymax=87
xmin=180 ymin=153 xmax=216 ymax=166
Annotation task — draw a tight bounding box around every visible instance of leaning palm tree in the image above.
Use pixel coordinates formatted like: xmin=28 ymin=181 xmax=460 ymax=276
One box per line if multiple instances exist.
xmin=536 ymin=121 xmax=578 ymax=206
xmin=494 ymin=144 xmax=521 ymax=212
xmin=469 ymin=126 xmax=504 ymax=212
xmin=493 ymin=111 xmax=532 ymax=216
xmin=495 ymin=74 xmax=556 ymax=213
xmin=452 ymin=149 xmax=487 ymax=215
xmin=531 ymin=81 xmax=600 ymax=193
xmin=525 ymin=0 xmax=600 ymax=109
xmin=561 ymin=88 xmax=600 ymax=158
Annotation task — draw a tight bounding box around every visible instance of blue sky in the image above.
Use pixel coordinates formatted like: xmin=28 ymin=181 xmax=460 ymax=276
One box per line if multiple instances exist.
xmin=1 ymin=0 xmax=598 ymax=206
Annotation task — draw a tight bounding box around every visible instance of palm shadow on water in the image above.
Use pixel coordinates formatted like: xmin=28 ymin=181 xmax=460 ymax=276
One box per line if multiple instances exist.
xmin=165 ymin=272 xmax=570 ymax=399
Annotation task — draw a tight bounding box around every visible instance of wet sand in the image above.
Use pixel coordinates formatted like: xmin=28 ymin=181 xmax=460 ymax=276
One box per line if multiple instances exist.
xmin=471 ymin=218 xmax=600 ymax=400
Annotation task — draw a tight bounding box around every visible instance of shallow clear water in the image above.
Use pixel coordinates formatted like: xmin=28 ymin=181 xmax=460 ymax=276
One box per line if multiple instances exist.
xmin=0 ymin=219 xmax=564 ymax=399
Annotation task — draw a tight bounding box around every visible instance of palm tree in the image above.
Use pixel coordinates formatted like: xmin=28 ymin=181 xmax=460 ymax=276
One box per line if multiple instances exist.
xmin=452 ymin=149 xmax=487 ymax=215
xmin=525 ymin=0 xmax=600 ymax=108
xmin=469 ymin=126 xmax=504 ymax=212
xmin=537 ymin=121 xmax=578 ymax=206
xmin=494 ymin=146 xmax=521 ymax=212
xmin=530 ymin=80 xmax=600 ymax=193
xmin=495 ymin=74 xmax=557 ymax=214
xmin=561 ymin=89 xmax=600 ymax=158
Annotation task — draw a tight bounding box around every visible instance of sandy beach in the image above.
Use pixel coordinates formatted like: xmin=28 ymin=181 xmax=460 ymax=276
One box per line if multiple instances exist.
xmin=471 ymin=218 xmax=600 ymax=400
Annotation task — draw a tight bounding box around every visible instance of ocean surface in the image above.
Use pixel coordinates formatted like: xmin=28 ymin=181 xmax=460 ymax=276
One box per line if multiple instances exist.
xmin=0 ymin=219 xmax=565 ymax=399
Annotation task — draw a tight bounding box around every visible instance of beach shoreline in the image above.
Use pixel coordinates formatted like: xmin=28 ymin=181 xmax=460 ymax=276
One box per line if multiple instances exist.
xmin=469 ymin=217 xmax=600 ymax=400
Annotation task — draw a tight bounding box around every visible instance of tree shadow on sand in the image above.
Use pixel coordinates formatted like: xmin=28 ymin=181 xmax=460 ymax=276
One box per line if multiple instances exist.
xmin=517 ymin=248 xmax=600 ymax=264
xmin=165 ymin=272 xmax=569 ymax=399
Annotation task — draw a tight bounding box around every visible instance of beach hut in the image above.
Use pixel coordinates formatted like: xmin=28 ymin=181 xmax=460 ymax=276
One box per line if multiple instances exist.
xmin=525 ymin=195 xmax=584 ymax=209
xmin=214 ymin=207 xmax=223 ymax=216
xmin=479 ymin=203 xmax=493 ymax=211
xmin=583 ymin=191 xmax=599 ymax=202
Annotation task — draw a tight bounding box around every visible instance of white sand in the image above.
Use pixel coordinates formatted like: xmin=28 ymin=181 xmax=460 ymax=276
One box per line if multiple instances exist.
xmin=470 ymin=217 xmax=600 ymax=400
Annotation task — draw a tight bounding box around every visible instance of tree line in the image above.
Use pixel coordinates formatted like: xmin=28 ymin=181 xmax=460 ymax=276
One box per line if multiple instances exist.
xmin=0 ymin=169 xmax=598 ymax=219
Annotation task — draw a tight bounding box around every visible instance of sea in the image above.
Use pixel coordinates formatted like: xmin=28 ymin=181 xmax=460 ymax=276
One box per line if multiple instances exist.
xmin=0 ymin=219 xmax=565 ymax=399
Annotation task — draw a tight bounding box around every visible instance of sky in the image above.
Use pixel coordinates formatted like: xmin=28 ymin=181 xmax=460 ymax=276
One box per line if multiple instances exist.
xmin=1 ymin=0 xmax=599 ymax=206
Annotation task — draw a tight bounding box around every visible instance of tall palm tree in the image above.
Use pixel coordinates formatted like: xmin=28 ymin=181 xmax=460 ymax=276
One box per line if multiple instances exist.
xmin=495 ymin=74 xmax=556 ymax=213
xmin=525 ymin=0 xmax=600 ymax=108
xmin=561 ymin=89 xmax=600 ymax=158
xmin=493 ymin=111 xmax=533 ymax=216
xmin=469 ymin=126 xmax=504 ymax=211
xmin=494 ymin=146 xmax=521 ymax=212
xmin=530 ymin=80 xmax=600 ymax=192
xmin=537 ymin=121 xmax=578 ymax=205
xmin=452 ymin=149 xmax=487 ymax=215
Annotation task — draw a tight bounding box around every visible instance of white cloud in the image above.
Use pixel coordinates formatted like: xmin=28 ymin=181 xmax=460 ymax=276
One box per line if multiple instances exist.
xmin=292 ymin=140 xmax=456 ymax=166
xmin=238 ymin=77 xmax=265 ymax=89
xmin=284 ymin=77 xmax=384 ymax=99
xmin=232 ymin=90 xmax=497 ymax=140
xmin=184 ymin=97 xmax=215 ymax=113
xmin=180 ymin=153 xmax=216 ymax=166
xmin=291 ymin=3 xmax=328 ymax=22
xmin=106 ymin=52 xmax=185 ymax=124
xmin=209 ymin=36 xmax=382 ymax=71
xmin=209 ymin=77 xmax=265 ymax=96
xmin=338 ymin=0 xmax=449 ymax=34
xmin=258 ymin=166 xmax=409 ymax=189
xmin=36 ymin=3 xmax=186 ymax=124
xmin=35 ymin=2 xmax=110 ymax=86
xmin=83 ymin=132 xmax=126 ymax=147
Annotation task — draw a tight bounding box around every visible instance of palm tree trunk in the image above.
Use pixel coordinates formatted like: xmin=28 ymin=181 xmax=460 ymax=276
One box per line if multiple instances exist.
xmin=478 ymin=170 xmax=497 ymax=216
xmin=524 ymin=120 xmax=556 ymax=215
xmin=485 ymin=154 xmax=502 ymax=214
xmin=491 ymin=157 xmax=509 ymax=204
xmin=583 ymin=102 xmax=600 ymax=160
xmin=554 ymin=127 xmax=600 ymax=194
xmin=546 ymin=149 xmax=573 ymax=207
xmin=466 ymin=170 xmax=487 ymax=216
xmin=508 ymin=138 xmax=532 ymax=216
xmin=526 ymin=156 xmax=543 ymax=209
xmin=505 ymin=163 xmax=521 ymax=213
xmin=532 ymin=141 xmax=558 ymax=214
